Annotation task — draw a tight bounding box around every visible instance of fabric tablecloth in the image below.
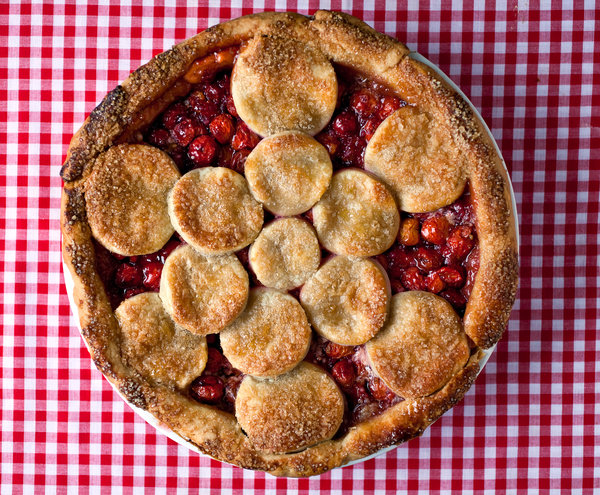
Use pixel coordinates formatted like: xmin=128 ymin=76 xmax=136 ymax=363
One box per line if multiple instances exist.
xmin=1 ymin=1 xmax=598 ymax=493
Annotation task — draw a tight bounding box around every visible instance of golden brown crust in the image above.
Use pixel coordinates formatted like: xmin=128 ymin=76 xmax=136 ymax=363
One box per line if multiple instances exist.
xmin=248 ymin=218 xmax=321 ymax=291
xmin=61 ymin=10 xmax=518 ymax=477
xmin=366 ymin=291 xmax=470 ymax=399
xmin=235 ymin=363 xmax=344 ymax=453
xmin=300 ymin=256 xmax=390 ymax=346
xmin=231 ymin=35 xmax=337 ymax=137
xmin=159 ymin=245 xmax=249 ymax=336
xmin=84 ymin=144 xmax=180 ymax=256
xmin=220 ymin=289 xmax=312 ymax=377
xmin=244 ymin=131 xmax=332 ymax=216
xmin=115 ymin=292 xmax=207 ymax=389
xmin=168 ymin=167 xmax=264 ymax=255
xmin=312 ymin=169 xmax=400 ymax=257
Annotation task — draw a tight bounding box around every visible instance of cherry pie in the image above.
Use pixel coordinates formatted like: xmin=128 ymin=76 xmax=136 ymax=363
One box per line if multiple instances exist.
xmin=61 ymin=11 xmax=518 ymax=477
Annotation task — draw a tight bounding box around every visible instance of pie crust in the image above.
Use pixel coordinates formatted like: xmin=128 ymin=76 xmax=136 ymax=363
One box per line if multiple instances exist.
xmin=61 ymin=11 xmax=518 ymax=477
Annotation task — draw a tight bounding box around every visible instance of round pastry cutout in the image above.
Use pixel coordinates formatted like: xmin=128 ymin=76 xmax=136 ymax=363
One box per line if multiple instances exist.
xmin=364 ymin=105 xmax=467 ymax=212
xmin=245 ymin=131 xmax=332 ymax=216
xmin=249 ymin=218 xmax=320 ymax=291
xmin=312 ymin=169 xmax=400 ymax=257
xmin=115 ymin=292 xmax=207 ymax=389
xmin=85 ymin=144 xmax=180 ymax=256
xmin=231 ymin=35 xmax=337 ymax=137
xmin=300 ymin=256 xmax=390 ymax=345
xmin=220 ymin=288 xmax=312 ymax=377
xmin=159 ymin=244 xmax=249 ymax=336
xmin=235 ymin=362 xmax=344 ymax=454
xmin=168 ymin=167 xmax=263 ymax=255
xmin=366 ymin=291 xmax=470 ymax=399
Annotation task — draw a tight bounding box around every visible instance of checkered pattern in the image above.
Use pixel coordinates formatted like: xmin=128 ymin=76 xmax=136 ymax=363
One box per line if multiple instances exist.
xmin=1 ymin=0 xmax=598 ymax=493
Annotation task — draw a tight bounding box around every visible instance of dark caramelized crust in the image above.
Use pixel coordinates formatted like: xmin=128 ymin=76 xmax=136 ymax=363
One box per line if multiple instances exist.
xmin=61 ymin=11 xmax=518 ymax=477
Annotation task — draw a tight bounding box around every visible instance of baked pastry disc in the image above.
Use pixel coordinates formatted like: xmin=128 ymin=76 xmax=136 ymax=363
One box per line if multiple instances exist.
xmin=115 ymin=292 xmax=207 ymax=389
xmin=244 ymin=131 xmax=332 ymax=216
xmin=366 ymin=291 xmax=470 ymax=399
xmin=231 ymin=34 xmax=337 ymax=137
xmin=249 ymin=217 xmax=321 ymax=291
xmin=84 ymin=144 xmax=180 ymax=256
xmin=364 ymin=105 xmax=467 ymax=213
xmin=168 ymin=167 xmax=263 ymax=255
xmin=235 ymin=362 xmax=344 ymax=454
xmin=159 ymin=244 xmax=249 ymax=336
xmin=300 ymin=256 xmax=390 ymax=345
xmin=220 ymin=288 xmax=312 ymax=377
xmin=312 ymin=169 xmax=400 ymax=257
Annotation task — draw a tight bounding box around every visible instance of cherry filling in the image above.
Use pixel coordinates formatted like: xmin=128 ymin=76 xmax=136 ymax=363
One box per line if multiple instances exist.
xmin=93 ymin=53 xmax=480 ymax=425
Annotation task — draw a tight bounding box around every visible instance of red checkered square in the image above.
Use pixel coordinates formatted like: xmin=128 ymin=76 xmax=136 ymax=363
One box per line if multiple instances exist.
xmin=1 ymin=1 xmax=598 ymax=493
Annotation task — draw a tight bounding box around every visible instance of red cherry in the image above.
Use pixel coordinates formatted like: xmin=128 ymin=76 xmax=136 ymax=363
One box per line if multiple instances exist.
xmin=436 ymin=266 xmax=465 ymax=288
xmin=332 ymin=360 xmax=356 ymax=388
xmin=204 ymin=347 xmax=225 ymax=374
xmin=315 ymin=132 xmax=340 ymax=156
xmin=171 ymin=116 xmax=197 ymax=147
xmin=378 ymin=95 xmax=403 ymax=120
xmin=229 ymin=149 xmax=249 ymax=174
xmin=209 ymin=114 xmax=235 ymax=144
xmin=425 ymin=271 xmax=445 ymax=294
xmin=337 ymin=135 xmax=365 ymax=166
xmin=302 ymin=209 xmax=314 ymax=224
xmin=148 ymin=128 xmax=171 ymax=148
xmin=421 ymin=216 xmax=451 ymax=245
xmin=440 ymin=288 xmax=467 ymax=309
xmin=368 ymin=376 xmax=395 ymax=401
xmin=360 ymin=117 xmax=381 ymax=141
xmin=142 ymin=261 xmax=163 ymax=291
xmin=204 ymin=81 xmax=228 ymax=102
xmin=187 ymin=92 xmax=219 ymax=125
xmin=188 ymin=135 xmax=218 ymax=167
xmin=350 ymin=90 xmax=379 ymax=118
xmin=373 ymin=254 xmax=389 ymax=271
xmin=190 ymin=375 xmax=224 ymax=403
xmin=332 ymin=112 xmax=358 ymax=136
xmin=114 ymin=263 xmax=142 ymax=288
xmin=390 ymin=278 xmax=405 ymax=294
xmin=415 ymin=246 xmax=443 ymax=272
xmin=444 ymin=225 xmax=476 ymax=262
xmin=387 ymin=247 xmax=416 ymax=277
xmin=225 ymin=95 xmax=238 ymax=117
xmin=401 ymin=266 xmax=425 ymax=291
xmin=232 ymin=122 xmax=260 ymax=150
xmin=325 ymin=342 xmax=354 ymax=360
xmin=162 ymin=103 xmax=187 ymax=130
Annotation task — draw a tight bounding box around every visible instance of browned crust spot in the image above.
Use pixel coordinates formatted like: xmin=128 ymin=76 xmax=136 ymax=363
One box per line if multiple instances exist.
xmin=60 ymin=11 xmax=518 ymax=476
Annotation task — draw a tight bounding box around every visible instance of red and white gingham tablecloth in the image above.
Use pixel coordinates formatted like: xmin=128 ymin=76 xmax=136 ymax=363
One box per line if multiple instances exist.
xmin=1 ymin=1 xmax=598 ymax=493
